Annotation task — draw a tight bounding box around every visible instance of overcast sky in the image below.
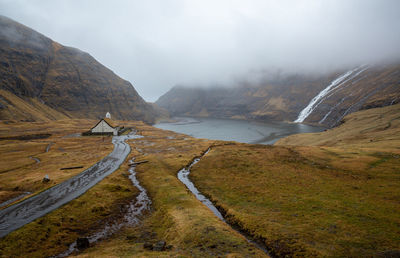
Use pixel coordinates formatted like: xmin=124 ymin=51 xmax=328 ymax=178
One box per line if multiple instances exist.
xmin=1 ymin=0 xmax=400 ymax=101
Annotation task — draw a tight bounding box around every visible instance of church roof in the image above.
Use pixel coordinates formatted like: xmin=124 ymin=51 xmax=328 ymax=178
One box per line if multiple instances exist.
xmin=103 ymin=118 xmax=118 ymax=128
xmin=90 ymin=118 xmax=118 ymax=130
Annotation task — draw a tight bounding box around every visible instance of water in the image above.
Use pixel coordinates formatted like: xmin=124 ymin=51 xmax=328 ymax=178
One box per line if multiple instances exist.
xmin=294 ymin=65 xmax=369 ymax=123
xmin=177 ymin=149 xmax=225 ymax=221
xmin=0 ymin=133 xmax=141 ymax=238
xmin=177 ymin=149 xmax=270 ymax=255
xmin=58 ymin=157 xmax=151 ymax=257
xmin=155 ymin=117 xmax=323 ymax=145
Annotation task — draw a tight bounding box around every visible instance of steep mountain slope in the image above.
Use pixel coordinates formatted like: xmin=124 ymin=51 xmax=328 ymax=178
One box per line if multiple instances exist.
xmin=156 ymin=73 xmax=338 ymax=121
xmin=0 ymin=15 xmax=161 ymax=123
xmin=276 ymin=103 xmax=400 ymax=152
xmin=298 ymin=64 xmax=400 ymax=127
xmin=0 ymin=89 xmax=68 ymax=121
xmin=156 ymin=64 xmax=400 ymax=127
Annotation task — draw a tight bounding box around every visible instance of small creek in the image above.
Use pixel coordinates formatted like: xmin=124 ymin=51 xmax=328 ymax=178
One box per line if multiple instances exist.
xmin=177 ymin=148 xmax=270 ymax=256
xmin=58 ymin=157 xmax=151 ymax=257
xmin=30 ymin=156 xmax=40 ymax=163
xmin=46 ymin=142 xmax=54 ymax=152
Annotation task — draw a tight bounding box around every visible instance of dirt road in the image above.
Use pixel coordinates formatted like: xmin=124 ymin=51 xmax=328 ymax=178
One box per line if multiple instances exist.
xmin=0 ymin=134 xmax=140 ymax=238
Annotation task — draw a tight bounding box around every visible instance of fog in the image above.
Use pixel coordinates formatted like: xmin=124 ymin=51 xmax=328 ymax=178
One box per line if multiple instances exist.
xmin=1 ymin=0 xmax=399 ymax=101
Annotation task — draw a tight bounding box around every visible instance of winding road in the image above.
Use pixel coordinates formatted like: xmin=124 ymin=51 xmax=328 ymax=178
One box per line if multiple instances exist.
xmin=0 ymin=133 xmax=140 ymax=238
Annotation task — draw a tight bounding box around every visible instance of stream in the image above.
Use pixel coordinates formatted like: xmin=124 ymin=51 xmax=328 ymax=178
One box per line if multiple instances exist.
xmin=58 ymin=157 xmax=151 ymax=257
xmin=177 ymin=148 xmax=270 ymax=256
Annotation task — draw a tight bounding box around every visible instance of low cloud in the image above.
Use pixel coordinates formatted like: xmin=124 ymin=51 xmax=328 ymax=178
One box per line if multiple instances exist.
xmin=1 ymin=0 xmax=399 ymax=101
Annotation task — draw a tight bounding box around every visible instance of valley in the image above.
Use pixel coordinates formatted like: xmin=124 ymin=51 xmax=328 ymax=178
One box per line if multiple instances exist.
xmin=156 ymin=64 xmax=400 ymax=128
xmin=0 ymin=10 xmax=399 ymax=258
xmin=0 ymin=104 xmax=399 ymax=257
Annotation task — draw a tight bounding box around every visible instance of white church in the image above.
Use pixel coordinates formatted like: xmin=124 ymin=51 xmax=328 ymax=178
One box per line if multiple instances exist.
xmin=90 ymin=112 xmax=120 ymax=136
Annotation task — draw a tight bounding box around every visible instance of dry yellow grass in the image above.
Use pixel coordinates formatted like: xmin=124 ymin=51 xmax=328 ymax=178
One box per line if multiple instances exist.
xmin=75 ymin=125 xmax=267 ymax=257
xmin=0 ymin=89 xmax=70 ymax=121
xmin=0 ymin=119 xmax=147 ymax=257
xmin=186 ymin=104 xmax=400 ymax=257
xmin=1 ymin=104 xmax=399 ymax=257
xmin=0 ymin=120 xmax=267 ymax=257
xmin=0 ymin=119 xmax=114 ymax=204
xmin=276 ymin=103 xmax=400 ymax=152
xmin=189 ymin=142 xmax=400 ymax=257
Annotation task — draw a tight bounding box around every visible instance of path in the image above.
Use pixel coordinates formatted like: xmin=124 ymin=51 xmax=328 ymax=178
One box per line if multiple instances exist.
xmin=0 ymin=133 xmax=140 ymax=238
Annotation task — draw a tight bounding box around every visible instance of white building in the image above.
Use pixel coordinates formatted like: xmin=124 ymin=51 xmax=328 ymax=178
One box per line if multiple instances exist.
xmin=90 ymin=118 xmax=120 ymax=136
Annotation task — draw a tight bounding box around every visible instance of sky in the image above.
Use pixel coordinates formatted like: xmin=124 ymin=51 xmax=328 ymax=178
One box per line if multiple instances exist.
xmin=1 ymin=0 xmax=400 ymax=102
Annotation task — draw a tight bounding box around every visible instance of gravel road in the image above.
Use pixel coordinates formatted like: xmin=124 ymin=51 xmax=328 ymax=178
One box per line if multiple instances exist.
xmin=0 ymin=133 xmax=140 ymax=238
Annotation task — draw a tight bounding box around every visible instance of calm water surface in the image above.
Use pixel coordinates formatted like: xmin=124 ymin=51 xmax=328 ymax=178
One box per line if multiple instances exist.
xmin=155 ymin=117 xmax=324 ymax=145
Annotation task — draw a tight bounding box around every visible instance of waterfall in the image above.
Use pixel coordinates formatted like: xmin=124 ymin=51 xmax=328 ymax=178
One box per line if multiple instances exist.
xmin=294 ymin=65 xmax=368 ymax=123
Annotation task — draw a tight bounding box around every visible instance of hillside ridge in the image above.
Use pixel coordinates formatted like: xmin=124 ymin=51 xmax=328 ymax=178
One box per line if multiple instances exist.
xmin=0 ymin=15 xmax=161 ymax=123
xmin=156 ymin=64 xmax=400 ymax=127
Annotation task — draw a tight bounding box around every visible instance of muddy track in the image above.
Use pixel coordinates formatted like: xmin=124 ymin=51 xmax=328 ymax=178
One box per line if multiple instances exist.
xmin=0 ymin=133 xmax=141 ymax=238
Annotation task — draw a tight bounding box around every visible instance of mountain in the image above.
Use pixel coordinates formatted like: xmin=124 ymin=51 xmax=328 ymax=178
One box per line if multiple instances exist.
xmin=156 ymin=64 xmax=400 ymax=127
xmin=295 ymin=64 xmax=400 ymax=127
xmin=0 ymin=15 xmax=161 ymax=123
xmin=276 ymin=102 xmax=400 ymax=150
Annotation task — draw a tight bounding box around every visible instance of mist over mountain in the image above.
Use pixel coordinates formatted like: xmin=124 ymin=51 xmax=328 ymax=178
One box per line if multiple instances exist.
xmin=156 ymin=63 xmax=400 ymax=127
xmin=0 ymin=15 xmax=162 ymax=123
xmin=1 ymin=0 xmax=400 ymax=101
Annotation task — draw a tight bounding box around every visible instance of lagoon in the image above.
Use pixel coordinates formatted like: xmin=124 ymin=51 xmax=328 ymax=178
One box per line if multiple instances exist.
xmin=155 ymin=117 xmax=324 ymax=145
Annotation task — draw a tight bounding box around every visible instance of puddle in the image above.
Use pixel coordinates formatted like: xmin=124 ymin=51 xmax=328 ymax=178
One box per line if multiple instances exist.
xmin=0 ymin=192 xmax=31 ymax=209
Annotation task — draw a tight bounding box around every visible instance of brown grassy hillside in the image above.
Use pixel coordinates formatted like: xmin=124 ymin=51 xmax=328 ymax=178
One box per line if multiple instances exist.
xmin=0 ymin=15 xmax=161 ymax=123
xmin=276 ymin=103 xmax=400 ymax=151
xmin=187 ymin=104 xmax=400 ymax=257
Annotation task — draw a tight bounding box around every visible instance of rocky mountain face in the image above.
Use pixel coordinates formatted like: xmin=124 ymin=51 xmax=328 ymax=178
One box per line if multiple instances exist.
xmin=156 ymin=64 xmax=400 ymax=127
xmin=0 ymin=15 xmax=161 ymax=123
xmin=299 ymin=64 xmax=400 ymax=127
xmin=156 ymin=74 xmax=337 ymax=121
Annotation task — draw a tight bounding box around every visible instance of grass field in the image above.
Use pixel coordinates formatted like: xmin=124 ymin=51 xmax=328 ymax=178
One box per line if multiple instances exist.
xmin=190 ymin=143 xmax=400 ymax=256
xmin=1 ymin=104 xmax=399 ymax=257
xmin=74 ymin=125 xmax=267 ymax=257
xmin=0 ymin=119 xmax=115 ymax=204
xmin=0 ymin=119 xmax=139 ymax=257
xmin=0 ymin=120 xmax=267 ymax=257
xmin=188 ymin=104 xmax=400 ymax=256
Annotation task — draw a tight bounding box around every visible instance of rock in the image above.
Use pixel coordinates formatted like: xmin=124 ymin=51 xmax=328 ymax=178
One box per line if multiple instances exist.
xmin=76 ymin=237 xmax=90 ymax=250
xmin=125 ymin=235 xmax=137 ymax=241
xmin=153 ymin=241 xmax=166 ymax=251
xmin=42 ymin=174 xmax=50 ymax=183
xmin=143 ymin=242 xmax=153 ymax=250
